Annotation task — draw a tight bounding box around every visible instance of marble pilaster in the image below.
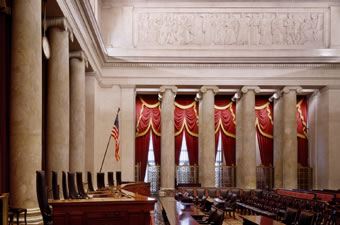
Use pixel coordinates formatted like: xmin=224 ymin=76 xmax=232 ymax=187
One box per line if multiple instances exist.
xmin=160 ymin=86 xmax=177 ymax=192
xmin=10 ymin=0 xmax=42 ymax=213
xmin=281 ymin=86 xmax=302 ymax=189
xmin=273 ymin=93 xmax=284 ymax=188
xmin=69 ymin=51 xmax=87 ymax=173
xmin=236 ymin=86 xmax=259 ymax=189
xmin=120 ymin=85 xmax=136 ymax=181
xmin=46 ymin=18 xmax=73 ymax=188
xmin=199 ymin=86 xmax=219 ymax=187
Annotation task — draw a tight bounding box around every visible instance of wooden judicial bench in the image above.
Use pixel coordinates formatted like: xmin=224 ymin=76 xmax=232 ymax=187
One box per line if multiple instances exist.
xmin=49 ymin=183 xmax=156 ymax=225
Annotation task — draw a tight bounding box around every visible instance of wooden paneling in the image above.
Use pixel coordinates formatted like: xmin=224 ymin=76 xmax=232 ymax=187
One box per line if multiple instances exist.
xmin=49 ymin=189 xmax=156 ymax=225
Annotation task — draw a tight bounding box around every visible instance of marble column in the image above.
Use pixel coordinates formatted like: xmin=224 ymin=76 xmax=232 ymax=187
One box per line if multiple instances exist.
xmin=273 ymin=93 xmax=284 ymax=188
xmin=10 ymin=0 xmax=42 ymax=213
xmin=236 ymin=86 xmax=260 ymax=189
xmin=316 ymin=86 xmax=340 ymax=189
xmin=281 ymin=86 xmax=302 ymax=189
xmin=120 ymin=85 xmax=136 ymax=181
xmin=46 ymin=18 xmax=73 ymax=188
xmin=199 ymin=86 xmax=219 ymax=187
xmin=160 ymin=86 xmax=177 ymax=193
xmin=69 ymin=51 xmax=87 ymax=173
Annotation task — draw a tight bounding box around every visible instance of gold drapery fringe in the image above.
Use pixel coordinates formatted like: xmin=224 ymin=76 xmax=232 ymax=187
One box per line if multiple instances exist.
xmin=136 ymin=96 xmax=161 ymax=137
xmin=215 ymin=102 xmax=236 ymax=125
xmin=255 ymin=101 xmax=273 ymax=125
xmin=175 ymin=101 xmax=199 ymax=121
xmin=175 ymin=119 xmax=198 ymax=137
xmin=255 ymin=118 xmax=273 ymax=139
xmin=296 ymin=98 xmax=308 ymax=139
xmin=215 ymin=119 xmax=236 ymax=138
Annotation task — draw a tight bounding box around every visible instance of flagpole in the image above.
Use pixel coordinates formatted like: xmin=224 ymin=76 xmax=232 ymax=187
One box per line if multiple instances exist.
xmin=99 ymin=108 xmax=120 ymax=173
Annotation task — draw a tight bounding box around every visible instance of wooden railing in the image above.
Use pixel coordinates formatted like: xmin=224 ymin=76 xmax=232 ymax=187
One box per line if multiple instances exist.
xmin=176 ymin=164 xmax=199 ymax=186
xmin=298 ymin=166 xmax=313 ymax=190
xmin=256 ymin=165 xmax=273 ymax=190
xmin=215 ymin=165 xmax=236 ymax=187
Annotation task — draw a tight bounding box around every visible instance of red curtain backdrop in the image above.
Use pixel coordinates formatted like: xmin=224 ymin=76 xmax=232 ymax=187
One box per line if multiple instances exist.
xmin=135 ymin=95 xmax=161 ymax=180
xmin=255 ymin=97 xmax=274 ymax=166
xmin=297 ymin=97 xmax=308 ymax=167
xmin=175 ymin=96 xmax=199 ymax=165
xmin=214 ymin=96 xmax=236 ymax=166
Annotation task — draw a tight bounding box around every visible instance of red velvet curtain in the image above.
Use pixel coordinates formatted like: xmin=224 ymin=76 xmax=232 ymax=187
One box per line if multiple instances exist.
xmin=214 ymin=96 xmax=236 ymax=166
xmin=255 ymin=97 xmax=274 ymax=167
xmin=297 ymin=97 xmax=308 ymax=167
xmin=175 ymin=96 xmax=199 ymax=165
xmin=135 ymin=95 xmax=161 ymax=180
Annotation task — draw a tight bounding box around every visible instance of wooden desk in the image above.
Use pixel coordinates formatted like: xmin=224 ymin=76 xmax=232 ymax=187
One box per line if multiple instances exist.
xmin=160 ymin=197 xmax=204 ymax=225
xmin=49 ymin=190 xmax=156 ymax=225
xmin=241 ymin=216 xmax=285 ymax=225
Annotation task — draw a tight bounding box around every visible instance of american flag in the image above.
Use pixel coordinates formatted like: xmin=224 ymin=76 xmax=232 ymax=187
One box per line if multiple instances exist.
xmin=111 ymin=114 xmax=120 ymax=161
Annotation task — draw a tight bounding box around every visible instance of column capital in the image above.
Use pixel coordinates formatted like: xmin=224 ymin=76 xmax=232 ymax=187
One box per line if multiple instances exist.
xmin=70 ymin=51 xmax=88 ymax=68
xmin=281 ymin=86 xmax=303 ymax=94
xmin=159 ymin=86 xmax=178 ymax=96
xmin=200 ymin=86 xmax=219 ymax=95
xmin=47 ymin=17 xmax=74 ymax=42
xmin=241 ymin=86 xmax=261 ymax=94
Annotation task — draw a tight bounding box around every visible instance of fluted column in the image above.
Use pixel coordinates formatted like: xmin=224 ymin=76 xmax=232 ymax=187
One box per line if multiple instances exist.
xmin=273 ymin=92 xmax=284 ymax=188
xmin=46 ymin=18 xmax=73 ymax=188
xmin=160 ymin=86 xmax=177 ymax=193
xmin=120 ymin=85 xmax=136 ymax=181
xmin=69 ymin=51 xmax=87 ymax=173
xmin=236 ymin=86 xmax=260 ymax=189
xmin=10 ymin=0 xmax=42 ymax=214
xmin=199 ymin=86 xmax=219 ymax=187
xmin=282 ymin=86 xmax=301 ymax=189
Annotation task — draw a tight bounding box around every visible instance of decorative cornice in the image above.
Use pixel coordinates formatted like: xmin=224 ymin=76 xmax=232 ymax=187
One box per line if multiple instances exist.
xmin=103 ymin=63 xmax=340 ymax=69
xmin=70 ymin=51 xmax=89 ymax=68
xmin=241 ymin=86 xmax=261 ymax=94
xmin=120 ymin=84 xmax=136 ymax=89
xmin=200 ymin=86 xmax=219 ymax=95
xmin=281 ymin=86 xmax=303 ymax=94
xmin=47 ymin=17 xmax=74 ymax=42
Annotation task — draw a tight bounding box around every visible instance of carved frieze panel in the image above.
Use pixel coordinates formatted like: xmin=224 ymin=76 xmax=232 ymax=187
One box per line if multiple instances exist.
xmin=133 ymin=8 xmax=329 ymax=49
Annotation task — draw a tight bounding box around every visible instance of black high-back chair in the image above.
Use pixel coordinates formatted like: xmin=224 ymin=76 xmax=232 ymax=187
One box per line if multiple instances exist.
xmin=68 ymin=172 xmax=80 ymax=199
xmin=116 ymin=171 xmax=122 ymax=185
xmin=52 ymin=171 xmax=60 ymax=200
xmin=297 ymin=211 xmax=314 ymax=225
xmin=283 ymin=208 xmax=298 ymax=225
xmin=76 ymin=172 xmax=87 ymax=198
xmin=97 ymin=172 xmax=105 ymax=190
xmin=36 ymin=171 xmax=53 ymax=225
xmin=219 ymin=189 xmax=228 ymax=199
xmin=62 ymin=171 xmax=69 ymax=199
xmin=212 ymin=209 xmax=224 ymax=225
xmin=87 ymin=171 xmax=95 ymax=192
xmin=108 ymin=172 xmax=115 ymax=186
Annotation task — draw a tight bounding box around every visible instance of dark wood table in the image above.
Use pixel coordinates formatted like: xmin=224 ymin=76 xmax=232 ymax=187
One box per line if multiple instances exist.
xmin=241 ymin=216 xmax=285 ymax=225
xmin=49 ymin=189 xmax=156 ymax=225
xmin=160 ymin=197 xmax=204 ymax=225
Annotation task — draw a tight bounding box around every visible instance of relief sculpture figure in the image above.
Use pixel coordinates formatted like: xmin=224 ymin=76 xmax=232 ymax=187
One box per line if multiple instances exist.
xmin=135 ymin=11 xmax=324 ymax=48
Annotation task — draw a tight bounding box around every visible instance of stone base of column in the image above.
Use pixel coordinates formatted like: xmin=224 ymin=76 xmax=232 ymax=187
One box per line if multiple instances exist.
xmin=159 ymin=188 xmax=176 ymax=197
xmin=11 ymin=207 xmax=43 ymax=225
